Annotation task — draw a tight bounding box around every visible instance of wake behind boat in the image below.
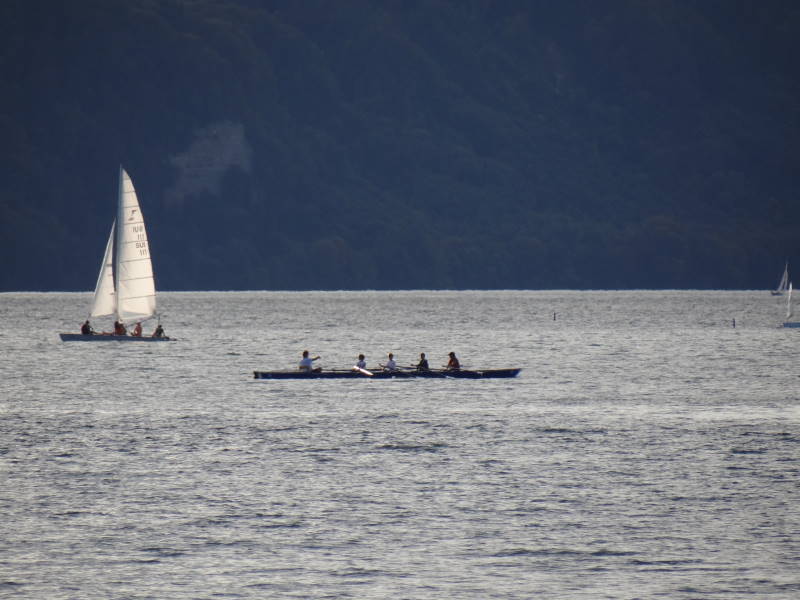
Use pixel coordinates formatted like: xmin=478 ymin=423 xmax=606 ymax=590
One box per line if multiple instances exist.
xmin=254 ymin=367 xmax=521 ymax=380
xmin=59 ymin=167 xmax=171 ymax=342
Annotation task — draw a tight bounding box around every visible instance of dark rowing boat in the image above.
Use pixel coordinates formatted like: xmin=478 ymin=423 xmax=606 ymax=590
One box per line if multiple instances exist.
xmin=59 ymin=333 xmax=172 ymax=342
xmin=253 ymin=368 xmax=521 ymax=380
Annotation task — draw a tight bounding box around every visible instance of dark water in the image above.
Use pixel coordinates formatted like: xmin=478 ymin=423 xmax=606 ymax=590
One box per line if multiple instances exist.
xmin=1 ymin=291 xmax=798 ymax=598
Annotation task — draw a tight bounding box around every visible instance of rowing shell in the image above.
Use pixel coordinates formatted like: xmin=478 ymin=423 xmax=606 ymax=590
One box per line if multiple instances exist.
xmin=253 ymin=368 xmax=521 ymax=380
xmin=59 ymin=333 xmax=172 ymax=342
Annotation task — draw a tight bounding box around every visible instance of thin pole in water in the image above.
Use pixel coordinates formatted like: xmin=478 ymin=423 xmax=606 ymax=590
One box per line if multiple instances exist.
xmin=732 ymin=318 xmax=736 ymax=328
xmin=553 ymin=312 xmax=557 ymax=321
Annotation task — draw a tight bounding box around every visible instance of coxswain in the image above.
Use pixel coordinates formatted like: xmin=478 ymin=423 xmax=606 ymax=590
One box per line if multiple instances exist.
xmin=446 ymin=352 xmax=460 ymax=371
xmin=299 ymin=350 xmax=321 ymax=372
xmin=381 ymin=353 xmax=397 ymax=372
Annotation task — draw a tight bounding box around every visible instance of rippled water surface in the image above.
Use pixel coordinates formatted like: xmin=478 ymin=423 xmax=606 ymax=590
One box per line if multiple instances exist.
xmin=1 ymin=290 xmax=799 ymax=599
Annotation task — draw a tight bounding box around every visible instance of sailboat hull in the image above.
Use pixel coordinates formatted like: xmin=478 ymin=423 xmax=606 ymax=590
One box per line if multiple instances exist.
xmin=59 ymin=333 xmax=172 ymax=342
xmin=782 ymin=322 xmax=800 ymax=328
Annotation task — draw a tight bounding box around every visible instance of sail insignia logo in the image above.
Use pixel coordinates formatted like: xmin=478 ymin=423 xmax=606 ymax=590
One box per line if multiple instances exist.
xmin=128 ymin=209 xmax=138 ymax=221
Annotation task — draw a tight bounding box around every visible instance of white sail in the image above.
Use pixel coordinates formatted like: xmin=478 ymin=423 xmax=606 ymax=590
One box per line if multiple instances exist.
xmin=89 ymin=221 xmax=116 ymax=318
xmin=776 ymin=262 xmax=789 ymax=294
xmin=787 ymin=282 xmax=793 ymax=320
xmin=114 ymin=168 xmax=157 ymax=324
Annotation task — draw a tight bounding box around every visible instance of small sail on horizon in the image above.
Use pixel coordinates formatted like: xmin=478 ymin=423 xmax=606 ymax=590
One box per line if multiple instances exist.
xmin=773 ymin=261 xmax=789 ymax=295
xmin=781 ymin=281 xmax=800 ymax=327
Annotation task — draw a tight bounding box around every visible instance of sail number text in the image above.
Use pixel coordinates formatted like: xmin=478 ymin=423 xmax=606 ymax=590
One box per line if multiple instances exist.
xmin=131 ymin=225 xmax=148 ymax=255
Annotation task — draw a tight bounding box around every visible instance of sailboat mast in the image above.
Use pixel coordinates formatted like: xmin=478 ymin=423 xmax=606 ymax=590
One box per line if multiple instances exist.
xmin=114 ymin=165 xmax=124 ymax=321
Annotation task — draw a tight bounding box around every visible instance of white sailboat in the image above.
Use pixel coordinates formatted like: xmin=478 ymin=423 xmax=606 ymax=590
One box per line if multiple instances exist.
xmin=771 ymin=261 xmax=789 ymax=295
xmin=60 ymin=167 xmax=170 ymax=341
xmin=783 ymin=282 xmax=799 ymax=328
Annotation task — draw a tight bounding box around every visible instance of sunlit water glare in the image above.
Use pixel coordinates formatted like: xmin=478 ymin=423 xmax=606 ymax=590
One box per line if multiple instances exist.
xmin=1 ymin=290 xmax=798 ymax=598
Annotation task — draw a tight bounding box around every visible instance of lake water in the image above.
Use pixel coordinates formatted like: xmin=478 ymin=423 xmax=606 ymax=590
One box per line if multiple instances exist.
xmin=1 ymin=290 xmax=798 ymax=599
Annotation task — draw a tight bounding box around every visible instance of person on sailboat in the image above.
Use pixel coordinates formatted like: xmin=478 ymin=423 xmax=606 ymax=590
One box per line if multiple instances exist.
xmin=114 ymin=320 xmax=127 ymax=336
xmin=81 ymin=320 xmax=94 ymax=335
xmin=446 ymin=352 xmax=460 ymax=371
xmin=356 ymin=354 xmax=367 ymax=369
xmin=381 ymin=353 xmax=397 ymax=372
xmin=152 ymin=324 xmax=165 ymax=338
xmin=416 ymin=353 xmax=429 ymax=371
xmin=132 ymin=322 xmax=143 ymax=337
xmin=299 ymin=350 xmax=321 ymax=372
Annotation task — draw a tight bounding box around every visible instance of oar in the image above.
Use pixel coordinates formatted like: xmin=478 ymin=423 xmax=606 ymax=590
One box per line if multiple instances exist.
xmin=351 ymin=365 xmax=374 ymax=377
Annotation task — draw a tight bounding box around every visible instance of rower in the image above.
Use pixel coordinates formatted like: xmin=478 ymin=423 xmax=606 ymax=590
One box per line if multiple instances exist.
xmin=356 ymin=354 xmax=367 ymax=369
xmin=381 ymin=353 xmax=397 ymax=372
xmin=416 ymin=352 xmax=429 ymax=371
xmin=299 ymin=350 xmax=321 ymax=372
xmin=446 ymin=352 xmax=460 ymax=371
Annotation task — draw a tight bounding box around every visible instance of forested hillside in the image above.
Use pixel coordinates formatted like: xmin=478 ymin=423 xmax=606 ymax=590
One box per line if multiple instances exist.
xmin=2 ymin=0 xmax=798 ymax=290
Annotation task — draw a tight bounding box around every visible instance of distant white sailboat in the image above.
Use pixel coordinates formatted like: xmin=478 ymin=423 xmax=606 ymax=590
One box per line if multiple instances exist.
xmin=60 ymin=167 xmax=171 ymax=341
xmin=771 ymin=261 xmax=789 ymax=296
xmin=783 ymin=282 xmax=799 ymax=328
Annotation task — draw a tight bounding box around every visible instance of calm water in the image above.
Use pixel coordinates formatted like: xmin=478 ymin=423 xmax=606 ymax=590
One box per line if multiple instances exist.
xmin=1 ymin=290 xmax=798 ymax=599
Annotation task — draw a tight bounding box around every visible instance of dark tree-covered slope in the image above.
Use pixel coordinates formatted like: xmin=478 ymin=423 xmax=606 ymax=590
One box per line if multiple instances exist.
xmin=2 ymin=0 xmax=798 ymax=290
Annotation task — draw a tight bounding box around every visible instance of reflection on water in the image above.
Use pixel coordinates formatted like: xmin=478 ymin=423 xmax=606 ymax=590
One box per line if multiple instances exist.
xmin=1 ymin=291 xmax=798 ymax=599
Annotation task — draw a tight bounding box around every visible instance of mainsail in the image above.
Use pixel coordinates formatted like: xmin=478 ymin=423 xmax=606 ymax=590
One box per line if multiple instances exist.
xmin=787 ymin=282 xmax=794 ymax=320
xmin=115 ymin=168 xmax=157 ymax=323
xmin=776 ymin=262 xmax=789 ymax=294
xmin=90 ymin=221 xmax=116 ymax=318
